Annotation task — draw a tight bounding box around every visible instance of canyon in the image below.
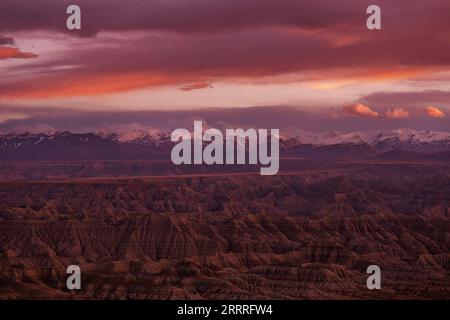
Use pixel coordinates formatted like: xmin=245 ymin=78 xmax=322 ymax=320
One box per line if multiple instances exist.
xmin=0 ymin=162 xmax=449 ymax=299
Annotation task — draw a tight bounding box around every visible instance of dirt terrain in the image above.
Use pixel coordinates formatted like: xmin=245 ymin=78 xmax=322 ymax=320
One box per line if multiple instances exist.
xmin=0 ymin=162 xmax=449 ymax=299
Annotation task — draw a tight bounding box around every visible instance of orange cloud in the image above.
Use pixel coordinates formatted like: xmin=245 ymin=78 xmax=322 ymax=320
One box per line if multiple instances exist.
xmin=0 ymin=72 xmax=177 ymax=99
xmin=425 ymin=106 xmax=445 ymax=118
xmin=342 ymin=103 xmax=379 ymax=118
xmin=385 ymin=108 xmax=409 ymax=119
xmin=0 ymin=46 xmax=38 ymax=60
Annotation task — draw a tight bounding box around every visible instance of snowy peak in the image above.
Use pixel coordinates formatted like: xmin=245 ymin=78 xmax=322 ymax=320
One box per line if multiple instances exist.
xmin=96 ymin=128 xmax=171 ymax=146
xmin=290 ymin=129 xmax=450 ymax=150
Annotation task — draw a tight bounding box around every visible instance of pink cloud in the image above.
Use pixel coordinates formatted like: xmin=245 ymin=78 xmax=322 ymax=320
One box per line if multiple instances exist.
xmin=385 ymin=108 xmax=410 ymax=119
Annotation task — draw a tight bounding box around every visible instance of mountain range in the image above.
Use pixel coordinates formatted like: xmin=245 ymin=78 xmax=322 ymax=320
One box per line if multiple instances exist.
xmin=1 ymin=129 xmax=449 ymax=161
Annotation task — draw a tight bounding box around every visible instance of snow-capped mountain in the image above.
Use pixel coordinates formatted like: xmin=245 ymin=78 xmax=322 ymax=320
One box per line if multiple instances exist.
xmin=97 ymin=129 xmax=172 ymax=146
xmin=368 ymin=129 xmax=450 ymax=152
xmin=288 ymin=129 xmax=450 ymax=149
xmin=0 ymin=129 xmax=449 ymax=161
xmin=0 ymin=131 xmax=170 ymax=161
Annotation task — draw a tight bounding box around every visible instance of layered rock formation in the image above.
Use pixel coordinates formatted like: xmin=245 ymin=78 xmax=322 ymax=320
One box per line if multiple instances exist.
xmin=0 ymin=163 xmax=449 ymax=299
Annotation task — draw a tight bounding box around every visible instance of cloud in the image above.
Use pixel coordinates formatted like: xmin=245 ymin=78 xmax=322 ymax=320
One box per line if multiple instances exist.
xmin=0 ymin=0 xmax=375 ymax=35
xmin=385 ymin=108 xmax=410 ymax=119
xmin=0 ymin=72 xmax=172 ymax=98
xmin=360 ymin=90 xmax=450 ymax=108
xmin=0 ymin=46 xmax=38 ymax=60
xmin=8 ymin=123 xmax=56 ymax=133
xmin=0 ymin=112 xmax=29 ymax=123
xmin=342 ymin=103 xmax=379 ymax=118
xmin=1 ymin=105 xmax=450 ymax=133
xmin=179 ymin=82 xmax=212 ymax=92
xmin=329 ymin=107 xmax=340 ymax=119
xmin=0 ymin=36 xmax=14 ymax=45
xmin=0 ymin=26 xmax=445 ymax=99
xmin=425 ymin=106 xmax=446 ymax=118
xmin=1 ymin=0 xmax=449 ymax=40
xmin=0 ymin=1 xmax=449 ymax=100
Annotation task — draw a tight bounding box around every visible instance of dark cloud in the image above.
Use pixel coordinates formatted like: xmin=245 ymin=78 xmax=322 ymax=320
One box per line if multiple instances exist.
xmin=0 ymin=36 xmax=14 ymax=45
xmin=360 ymin=90 xmax=450 ymax=108
xmin=0 ymin=0 xmax=372 ymax=35
xmin=1 ymin=0 xmax=448 ymax=38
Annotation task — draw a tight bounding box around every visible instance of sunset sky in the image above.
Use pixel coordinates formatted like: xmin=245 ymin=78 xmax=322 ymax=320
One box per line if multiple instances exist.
xmin=0 ymin=0 xmax=449 ymax=132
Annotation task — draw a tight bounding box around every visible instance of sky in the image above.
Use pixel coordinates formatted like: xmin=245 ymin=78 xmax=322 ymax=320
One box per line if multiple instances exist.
xmin=0 ymin=0 xmax=449 ymax=133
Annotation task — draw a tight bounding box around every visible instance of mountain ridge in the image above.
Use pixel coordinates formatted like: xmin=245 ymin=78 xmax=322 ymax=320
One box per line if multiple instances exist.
xmin=1 ymin=129 xmax=449 ymax=161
